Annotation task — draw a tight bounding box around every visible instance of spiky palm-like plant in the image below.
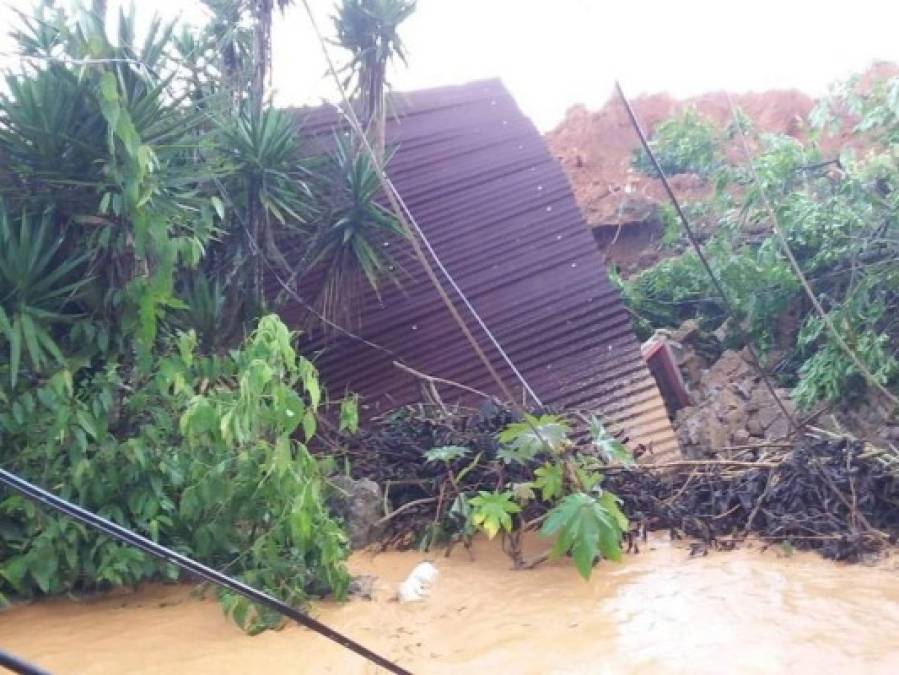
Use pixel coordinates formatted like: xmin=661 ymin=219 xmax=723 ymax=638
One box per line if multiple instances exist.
xmin=0 ymin=210 xmax=89 ymax=386
xmin=333 ymin=0 xmax=416 ymax=160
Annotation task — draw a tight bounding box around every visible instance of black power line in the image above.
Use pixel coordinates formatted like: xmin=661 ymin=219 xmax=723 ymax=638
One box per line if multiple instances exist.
xmin=615 ymin=81 xmax=799 ymax=434
xmin=0 ymin=468 xmax=411 ymax=675
xmin=0 ymin=648 xmax=51 ymax=675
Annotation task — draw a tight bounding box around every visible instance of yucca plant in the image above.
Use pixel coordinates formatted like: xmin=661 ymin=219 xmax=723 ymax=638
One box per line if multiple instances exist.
xmin=305 ymin=132 xmax=405 ymax=325
xmin=221 ymin=107 xmax=312 ymax=226
xmin=170 ymin=272 xmax=246 ymax=354
xmin=333 ymin=0 xmax=416 ymax=158
xmin=0 ymin=210 xmax=89 ymax=385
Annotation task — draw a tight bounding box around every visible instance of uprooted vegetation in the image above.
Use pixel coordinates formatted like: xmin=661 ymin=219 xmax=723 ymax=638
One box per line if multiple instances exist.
xmin=330 ymin=403 xmax=634 ymax=579
xmin=326 ymin=402 xmax=899 ymax=565
xmin=608 ymin=71 xmax=899 ymax=423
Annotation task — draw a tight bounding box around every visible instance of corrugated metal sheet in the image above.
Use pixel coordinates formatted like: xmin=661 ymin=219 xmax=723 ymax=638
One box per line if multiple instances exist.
xmin=281 ymin=79 xmax=679 ymax=460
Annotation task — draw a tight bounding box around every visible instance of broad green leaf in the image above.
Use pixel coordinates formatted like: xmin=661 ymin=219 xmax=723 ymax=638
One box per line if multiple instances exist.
xmin=533 ymin=462 xmax=564 ymax=502
xmin=497 ymin=414 xmax=570 ymax=464
xmin=272 ymin=436 xmax=292 ymax=478
xmin=423 ymin=445 xmax=469 ymax=463
xmin=338 ymin=395 xmax=359 ymax=434
xmin=540 ymin=492 xmax=626 ymax=579
xmin=469 ymin=490 xmax=519 ymax=539
xmin=510 ymin=481 xmax=536 ymax=504
xmin=589 ymin=415 xmax=634 ymax=465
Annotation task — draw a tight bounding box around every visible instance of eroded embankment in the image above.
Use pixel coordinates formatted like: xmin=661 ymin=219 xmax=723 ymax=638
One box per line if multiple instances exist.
xmin=1 ymin=535 xmax=898 ymax=674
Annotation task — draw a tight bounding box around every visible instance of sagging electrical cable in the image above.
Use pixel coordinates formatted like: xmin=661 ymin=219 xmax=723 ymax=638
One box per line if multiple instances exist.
xmin=0 ymin=468 xmax=412 ymax=675
xmin=0 ymin=648 xmax=50 ymax=675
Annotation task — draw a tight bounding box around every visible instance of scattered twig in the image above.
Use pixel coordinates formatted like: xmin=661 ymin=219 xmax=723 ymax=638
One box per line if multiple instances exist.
xmin=376 ymin=497 xmax=437 ymax=526
xmin=393 ymin=361 xmax=495 ymax=401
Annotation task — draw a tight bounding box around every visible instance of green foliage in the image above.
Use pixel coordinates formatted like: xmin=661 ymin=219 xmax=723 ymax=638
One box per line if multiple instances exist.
xmin=540 ymin=492 xmax=628 ymax=579
xmin=468 ymin=490 xmax=519 ymax=539
xmin=0 ymin=209 xmax=89 ymax=385
xmin=338 ymin=394 xmax=360 ymax=434
xmin=619 ymin=76 xmax=899 ymax=408
xmin=0 ymin=0 xmax=422 ymax=631
xmin=0 ymin=5 xmax=216 ymax=349
xmin=0 ymin=316 xmax=349 ymax=630
xmin=438 ymin=413 xmax=630 ymax=579
xmin=220 ymin=107 xmax=311 ymax=226
xmin=304 ymin=132 xmax=405 ymax=322
xmin=632 ymin=108 xmax=722 ymax=177
xmin=496 ymin=413 xmax=570 ymax=464
xmin=533 ymin=462 xmax=563 ymax=501
xmin=333 ymin=0 xmax=416 ymax=98
xmin=424 ymin=445 xmax=470 ymax=463
xmin=589 ymin=416 xmax=634 ymax=465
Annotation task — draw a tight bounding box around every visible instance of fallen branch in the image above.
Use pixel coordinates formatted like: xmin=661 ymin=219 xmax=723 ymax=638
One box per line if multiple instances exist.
xmin=376 ymin=497 xmax=437 ymax=526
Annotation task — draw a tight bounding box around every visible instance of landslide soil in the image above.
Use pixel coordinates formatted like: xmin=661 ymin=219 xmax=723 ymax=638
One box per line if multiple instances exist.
xmin=545 ymin=62 xmax=899 ymax=271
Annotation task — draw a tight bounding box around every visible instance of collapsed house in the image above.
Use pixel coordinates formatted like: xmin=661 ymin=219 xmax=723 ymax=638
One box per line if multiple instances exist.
xmin=282 ymin=80 xmax=678 ymax=460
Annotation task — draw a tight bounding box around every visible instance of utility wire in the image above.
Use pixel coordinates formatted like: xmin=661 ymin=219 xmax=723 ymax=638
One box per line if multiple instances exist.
xmin=724 ymin=92 xmax=899 ymax=411
xmin=300 ymin=0 xmax=542 ymax=408
xmin=615 ymin=81 xmax=799 ymax=433
xmin=0 ymin=468 xmax=411 ymax=675
xmin=0 ymin=649 xmax=50 ymax=675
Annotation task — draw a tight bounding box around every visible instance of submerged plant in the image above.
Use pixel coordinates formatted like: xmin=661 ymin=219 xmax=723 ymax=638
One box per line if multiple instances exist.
xmin=416 ymin=412 xmax=633 ymax=579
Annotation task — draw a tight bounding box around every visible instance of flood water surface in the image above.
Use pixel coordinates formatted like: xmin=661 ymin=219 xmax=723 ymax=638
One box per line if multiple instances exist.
xmin=2 ymin=536 xmax=898 ymax=674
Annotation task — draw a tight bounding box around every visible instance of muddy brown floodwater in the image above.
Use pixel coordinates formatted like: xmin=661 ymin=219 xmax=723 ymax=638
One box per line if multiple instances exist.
xmin=1 ymin=535 xmax=898 ymax=674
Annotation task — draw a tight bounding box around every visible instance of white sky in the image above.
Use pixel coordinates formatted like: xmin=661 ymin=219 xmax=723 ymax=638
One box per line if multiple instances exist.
xmin=2 ymin=0 xmax=899 ymax=130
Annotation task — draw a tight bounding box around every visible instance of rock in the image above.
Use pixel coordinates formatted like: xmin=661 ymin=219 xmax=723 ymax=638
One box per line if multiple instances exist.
xmin=746 ymin=415 xmax=765 ymax=437
xmin=348 ymin=575 xmax=377 ymax=600
xmin=672 ymin=319 xmax=701 ymax=344
xmin=717 ymin=387 xmax=744 ymax=411
xmin=756 ymin=403 xmax=781 ymax=431
xmin=766 ymin=415 xmax=790 ymax=440
xmin=732 ymin=429 xmax=751 ymax=445
xmin=671 ymin=345 xmax=800 ymax=457
xmin=329 ymin=476 xmax=384 ymax=549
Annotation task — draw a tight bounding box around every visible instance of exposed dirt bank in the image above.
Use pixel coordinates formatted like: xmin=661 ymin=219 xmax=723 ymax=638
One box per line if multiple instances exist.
xmin=2 ymin=536 xmax=898 ymax=674
xmin=545 ymin=62 xmax=899 ymax=272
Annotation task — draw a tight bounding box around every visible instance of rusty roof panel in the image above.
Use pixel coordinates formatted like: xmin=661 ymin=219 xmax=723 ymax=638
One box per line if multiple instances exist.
xmin=282 ymin=80 xmax=679 ymax=461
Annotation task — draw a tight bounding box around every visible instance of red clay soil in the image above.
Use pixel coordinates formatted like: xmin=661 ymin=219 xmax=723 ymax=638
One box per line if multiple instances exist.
xmin=545 ymin=62 xmax=899 ymax=231
xmin=545 ymin=89 xmax=815 ymax=228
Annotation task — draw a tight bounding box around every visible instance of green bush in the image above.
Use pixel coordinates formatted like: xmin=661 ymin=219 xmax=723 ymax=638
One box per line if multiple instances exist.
xmin=0 ymin=316 xmax=349 ymax=632
xmin=427 ymin=414 xmax=631 ymax=580
xmin=620 ymin=78 xmax=899 ymax=409
xmin=631 ymin=108 xmax=722 ymax=177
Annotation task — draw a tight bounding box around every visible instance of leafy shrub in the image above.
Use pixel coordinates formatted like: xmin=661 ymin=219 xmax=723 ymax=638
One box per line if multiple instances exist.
xmin=0 ymin=316 xmax=349 ymax=632
xmin=432 ymin=414 xmax=631 ymax=580
xmin=631 ymin=108 xmax=722 ymax=177
xmin=620 ymin=77 xmax=899 ymax=409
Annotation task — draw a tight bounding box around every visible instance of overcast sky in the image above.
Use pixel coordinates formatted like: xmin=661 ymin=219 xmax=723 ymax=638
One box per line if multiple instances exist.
xmin=2 ymin=0 xmax=898 ymax=130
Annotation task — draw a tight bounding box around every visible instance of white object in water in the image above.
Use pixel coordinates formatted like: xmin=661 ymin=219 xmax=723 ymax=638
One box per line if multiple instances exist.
xmin=397 ymin=562 xmax=439 ymax=603
xmin=409 ymin=561 xmax=439 ymax=585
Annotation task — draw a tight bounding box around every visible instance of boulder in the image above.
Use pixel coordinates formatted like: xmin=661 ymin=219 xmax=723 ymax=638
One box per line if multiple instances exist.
xmin=672 ymin=346 xmax=798 ymax=456
xmin=329 ymin=476 xmax=384 ymax=549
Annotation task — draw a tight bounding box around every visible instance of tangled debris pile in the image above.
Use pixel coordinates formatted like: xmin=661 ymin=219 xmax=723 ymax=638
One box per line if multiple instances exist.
xmin=332 ymin=402 xmax=527 ymax=549
xmin=610 ymin=432 xmax=899 ymax=561
xmin=330 ymin=404 xmax=899 ymax=563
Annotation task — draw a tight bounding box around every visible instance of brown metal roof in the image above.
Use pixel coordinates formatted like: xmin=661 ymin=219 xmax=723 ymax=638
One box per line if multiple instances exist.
xmin=281 ymin=79 xmax=679 ymax=460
